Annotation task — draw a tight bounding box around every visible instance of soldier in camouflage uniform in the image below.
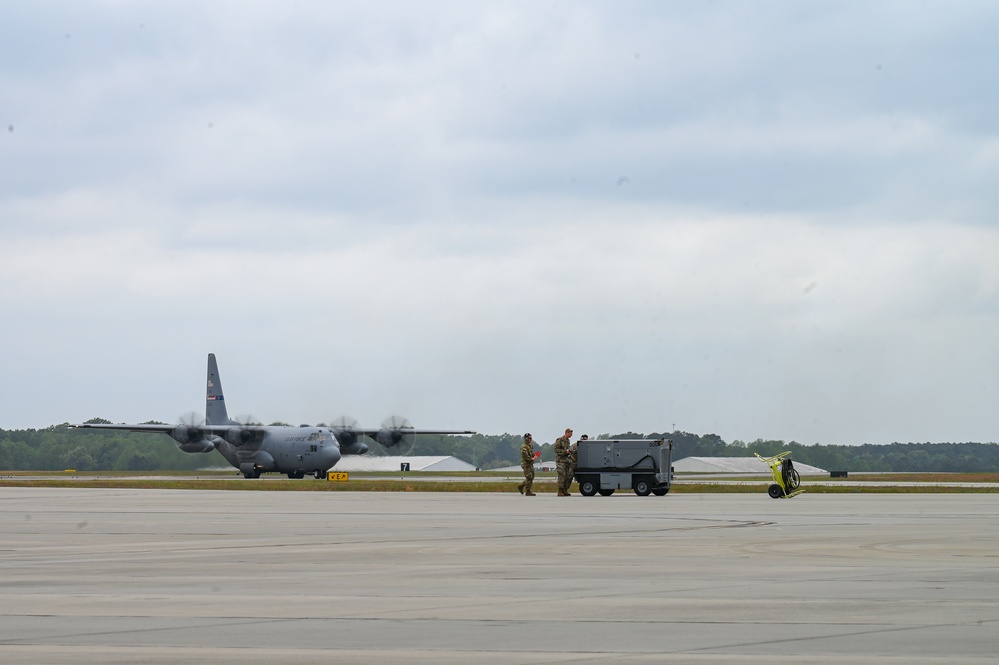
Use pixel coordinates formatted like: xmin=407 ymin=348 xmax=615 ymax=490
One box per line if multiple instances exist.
xmin=570 ymin=435 xmax=587 ymax=482
xmin=517 ymin=433 xmax=537 ymax=496
xmin=554 ymin=427 xmax=574 ymax=496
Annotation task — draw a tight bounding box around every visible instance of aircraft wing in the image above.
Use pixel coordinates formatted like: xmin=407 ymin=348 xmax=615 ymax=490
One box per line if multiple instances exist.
xmin=327 ymin=426 xmax=476 ymax=455
xmin=340 ymin=428 xmax=477 ymax=436
xmin=70 ymin=421 xmax=270 ymax=450
xmin=71 ymin=423 xmax=177 ymax=433
xmin=69 ymin=423 xmax=234 ymax=436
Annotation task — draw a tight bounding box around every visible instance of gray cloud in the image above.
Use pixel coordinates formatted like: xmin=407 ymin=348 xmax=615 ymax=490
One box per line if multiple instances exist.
xmin=2 ymin=2 xmax=997 ymax=445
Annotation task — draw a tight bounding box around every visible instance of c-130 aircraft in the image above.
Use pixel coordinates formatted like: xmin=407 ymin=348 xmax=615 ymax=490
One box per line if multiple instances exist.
xmin=72 ymin=353 xmax=475 ymax=479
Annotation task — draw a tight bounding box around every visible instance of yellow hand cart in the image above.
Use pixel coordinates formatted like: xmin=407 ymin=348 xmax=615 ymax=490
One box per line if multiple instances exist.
xmin=755 ymin=451 xmax=804 ymax=498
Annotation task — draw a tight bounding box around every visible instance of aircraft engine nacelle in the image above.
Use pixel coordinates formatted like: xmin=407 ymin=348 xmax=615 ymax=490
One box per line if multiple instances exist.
xmin=171 ymin=425 xmax=205 ymax=444
xmin=375 ymin=428 xmax=413 ymax=450
xmin=171 ymin=426 xmax=215 ymax=453
xmin=178 ymin=440 xmax=216 ymax=454
xmin=225 ymin=427 xmax=263 ymax=447
xmin=332 ymin=430 xmax=368 ymax=455
xmin=341 ymin=440 xmax=368 ymax=455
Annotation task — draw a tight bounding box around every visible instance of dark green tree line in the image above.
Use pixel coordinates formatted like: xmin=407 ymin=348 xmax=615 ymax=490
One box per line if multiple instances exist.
xmin=2 ymin=423 xmax=998 ymax=472
xmin=1 ymin=423 xmax=216 ymax=472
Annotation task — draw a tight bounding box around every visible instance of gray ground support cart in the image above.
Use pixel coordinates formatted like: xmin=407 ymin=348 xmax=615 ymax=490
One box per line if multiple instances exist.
xmin=573 ymin=438 xmax=673 ymax=496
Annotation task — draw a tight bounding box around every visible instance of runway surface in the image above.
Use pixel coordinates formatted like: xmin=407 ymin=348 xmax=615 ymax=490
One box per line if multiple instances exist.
xmin=1 ymin=488 xmax=997 ymax=664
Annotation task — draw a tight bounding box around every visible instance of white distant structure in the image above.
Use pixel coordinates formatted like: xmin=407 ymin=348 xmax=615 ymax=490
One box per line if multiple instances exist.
xmin=334 ymin=456 xmax=476 ymax=472
xmin=494 ymin=461 xmax=555 ymax=472
xmin=674 ymin=456 xmax=827 ymax=475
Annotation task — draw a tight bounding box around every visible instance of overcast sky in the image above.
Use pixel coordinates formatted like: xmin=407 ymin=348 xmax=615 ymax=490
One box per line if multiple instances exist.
xmin=2 ymin=1 xmax=997 ymax=445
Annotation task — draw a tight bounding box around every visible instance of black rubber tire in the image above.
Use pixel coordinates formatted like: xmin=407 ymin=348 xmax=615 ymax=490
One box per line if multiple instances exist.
xmin=579 ymin=478 xmax=598 ymax=496
xmin=768 ymin=483 xmax=784 ymax=498
xmin=634 ymin=478 xmax=652 ymax=496
xmin=598 ymin=489 xmax=615 ymax=496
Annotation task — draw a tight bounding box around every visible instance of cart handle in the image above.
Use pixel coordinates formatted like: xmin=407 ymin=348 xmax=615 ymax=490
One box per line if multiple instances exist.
xmin=754 ymin=451 xmax=792 ymax=465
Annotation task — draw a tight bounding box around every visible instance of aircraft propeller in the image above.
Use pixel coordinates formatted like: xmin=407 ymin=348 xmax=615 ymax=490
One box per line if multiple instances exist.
xmin=330 ymin=415 xmax=359 ymax=431
xmin=171 ymin=412 xmax=216 ymax=453
xmin=225 ymin=415 xmax=265 ymax=448
xmin=372 ymin=415 xmax=417 ymax=457
xmin=174 ymin=412 xmax=206 ymax=443
xmin=328 ymin=415 xmax=363 ymax=453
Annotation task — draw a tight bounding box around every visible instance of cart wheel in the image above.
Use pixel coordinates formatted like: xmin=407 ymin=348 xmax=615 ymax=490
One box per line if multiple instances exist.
xmin=634 ymin=478 xmax=652 ymax=496
xmin=768 ymin=484 xmax=784 ymax=499
xmin=652 ymin=487 xmax=669 ymax=496
xmin=579 ymin=478 xmax=598 ymax=496
xmin=598 ymin=488 xmax=615 ymax=496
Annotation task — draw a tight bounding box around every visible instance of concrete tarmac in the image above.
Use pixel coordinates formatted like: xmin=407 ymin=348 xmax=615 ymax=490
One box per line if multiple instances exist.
xmin=1 ymin=488 xmax=997 ymax=664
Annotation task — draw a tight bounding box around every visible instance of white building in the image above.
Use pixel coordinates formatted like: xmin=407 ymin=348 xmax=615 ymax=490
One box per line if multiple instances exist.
xmin=493 ymin=461 xmax=555 ymax=472
xmin=673 ymin=456 xmax=827 ymax=475
xmin=334 ymin=456 xmax=476 ymax=472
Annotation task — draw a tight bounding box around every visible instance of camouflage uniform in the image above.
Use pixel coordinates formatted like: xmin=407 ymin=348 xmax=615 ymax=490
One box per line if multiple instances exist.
xmin=518 ymin=435 xmax=536 ymax=496
xmin=555 ymin=434 xmax=573 ymax=495
xmin=568 ymin=436 xmax=586 ymax=492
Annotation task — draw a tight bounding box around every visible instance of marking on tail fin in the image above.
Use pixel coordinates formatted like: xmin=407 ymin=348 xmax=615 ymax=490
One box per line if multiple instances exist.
xmin=205 ymin=353 xmax=230 ymax=426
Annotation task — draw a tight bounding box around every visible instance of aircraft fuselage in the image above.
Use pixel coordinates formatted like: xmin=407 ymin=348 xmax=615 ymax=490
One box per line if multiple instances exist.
xmin=214 ymin=427 xmax=343 ymax=479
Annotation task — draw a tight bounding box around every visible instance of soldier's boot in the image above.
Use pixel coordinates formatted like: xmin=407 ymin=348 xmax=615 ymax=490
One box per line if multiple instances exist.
xmin=517 ymin=483 xmax=524 ymax=495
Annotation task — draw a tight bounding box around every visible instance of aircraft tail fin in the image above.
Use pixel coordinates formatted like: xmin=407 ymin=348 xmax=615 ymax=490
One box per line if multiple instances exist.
xmin=205 ymin=353 xmax=230 ymax=425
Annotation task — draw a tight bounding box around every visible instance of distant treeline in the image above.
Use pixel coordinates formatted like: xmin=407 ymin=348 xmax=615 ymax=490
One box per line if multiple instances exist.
xmin=1 ymin=424 xmax=997 ymax=473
